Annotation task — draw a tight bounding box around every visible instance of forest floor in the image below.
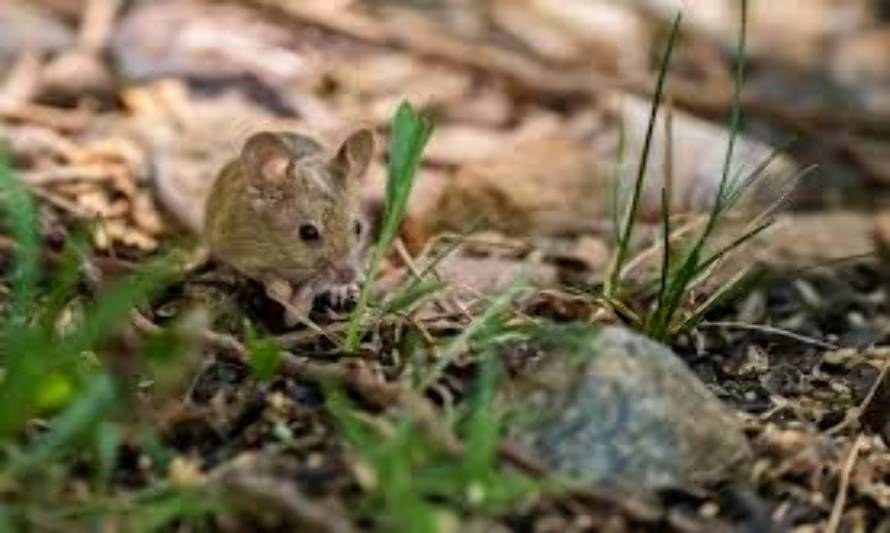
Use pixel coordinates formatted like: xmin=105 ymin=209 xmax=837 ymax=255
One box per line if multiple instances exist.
xmin=1 ymin=1 xmax=890 ymax=531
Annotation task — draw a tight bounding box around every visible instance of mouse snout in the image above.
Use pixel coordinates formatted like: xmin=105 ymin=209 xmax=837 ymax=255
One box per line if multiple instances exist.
xmin=326 ymin=261 xmax=358 ymax=285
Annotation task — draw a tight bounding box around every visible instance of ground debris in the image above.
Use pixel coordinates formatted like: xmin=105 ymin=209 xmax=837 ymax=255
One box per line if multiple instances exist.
xmin=2 ymin=1 xmax=890 ymax=531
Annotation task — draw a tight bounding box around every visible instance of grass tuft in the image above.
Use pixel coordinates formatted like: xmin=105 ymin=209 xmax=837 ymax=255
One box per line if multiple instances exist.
xmin=602 ymin=1 xmax=789 ymax=341
xmin=344 ymin=101 xmax=434 ymax=351
xmin=0 ymin=152 xmax=219 ymax=530
xmin=604 ymin=12 xmax=683 ymax=301
xmin=326 ymin=354 xmax=539 ymax=533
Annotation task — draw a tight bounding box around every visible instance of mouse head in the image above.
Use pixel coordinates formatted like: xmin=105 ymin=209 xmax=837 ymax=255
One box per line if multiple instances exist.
xmin=240 ymin=129 xmax=375 ymax=284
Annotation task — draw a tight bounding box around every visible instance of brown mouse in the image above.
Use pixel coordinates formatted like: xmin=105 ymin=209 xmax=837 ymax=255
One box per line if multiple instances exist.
xmin=156 ymin=128 xmax=375 ymax=323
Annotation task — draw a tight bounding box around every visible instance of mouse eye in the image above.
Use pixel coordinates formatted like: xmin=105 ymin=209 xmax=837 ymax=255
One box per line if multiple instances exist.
xmin=298 ymin=223 xmax=320 ymax=242
xmin=354 ymin=221 xmax=363 ymax=237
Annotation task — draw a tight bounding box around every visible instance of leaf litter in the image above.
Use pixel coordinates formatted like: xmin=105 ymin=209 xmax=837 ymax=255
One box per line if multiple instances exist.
xmin=0 ymin=0 xmax=889 ymax=531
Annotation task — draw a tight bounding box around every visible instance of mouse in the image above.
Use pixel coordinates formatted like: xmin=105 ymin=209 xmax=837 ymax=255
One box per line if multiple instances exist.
xmin=155 ymin=128 xmax=375 ymax=325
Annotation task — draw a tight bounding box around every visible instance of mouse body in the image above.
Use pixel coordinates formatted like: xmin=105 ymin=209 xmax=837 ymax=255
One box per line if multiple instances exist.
xmin=157 ymin=128 xmax=375 ymax=320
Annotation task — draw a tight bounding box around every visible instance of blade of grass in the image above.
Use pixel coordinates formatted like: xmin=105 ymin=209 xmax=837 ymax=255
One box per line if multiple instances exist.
xmin=10 ymin=374 xmax=115 ymax=474
xmin=601 ymin=294 xmax=643 ymax=327
xmin=671 ymin=163 xmax=815 ymax=333
xmin=0 ymin=154 xmax=40 ymax=318
xmin=462 ymin=352 xmax=499 ymax=478
xmin=610 ymin=112 xmax=627 ymax=245
xmin=679 ymin=164 xmax=818 ymax=305
xmin=605 ymin=12 xmax=683 ymax=299
xmin=383 ymin=278 xmax=447 ymax=315
xmin=68 ymin=258 xmax=174 ymax=354
xmin=709 ymin=0 xmax=749 ymax=232
xmin=676 ymin=266 xmax=758 ymax=333
xmin=344 ymin=102 xmax=433 ymax=351
xmin=719 ymin=140 xmax=798 ymax=218
xmin=653 ymin=100 xmax=675 ymax=328
xmin=647 ymin=0 xmax=749 ymax=340
xmin=0 ymin=251 xmax=175 ymax=436
xmin=245 ymin=326 xmax=281 ymax=382
xmin=652 ymin=217 xmax=764 ymax=339
xmin=418 ymin=280 xmax=524 ymax=391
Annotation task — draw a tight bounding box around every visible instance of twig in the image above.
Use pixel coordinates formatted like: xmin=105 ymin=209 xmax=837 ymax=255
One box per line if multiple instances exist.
xmin=393 ymin=236 xmax=468 ymax=319
xmin=826 ymin=359 xmax=890 ymax=436
xmin=274 ymin=311 xmax=468 ymax=348
xmin=131 ymin=311 xmax=254 ymax=364
xmin=216 ymin=472 xmax=356 ymax=533
xmin=278 ymin=300 xmax=337 ymax=345
xmin=825 ymin=435 xmax=865 ymax=533
xmin=393 ymin=238 xmax=424 ymax=279
xmin=0 ymin=51 xmax=43 ymax=105
xmin=22 ymin=165 xmax=121 ymax=185
xmin=699 ymin=321 xmax=839 ymax=350
xmin=79 ymin=0 xmax=123 ymax=52
xmin=28 ymin=187 xmax=92 ymax=218
xmin=276 ymin=321 xmax=351 ymax=347
xmin=0 ymin=102 xmax=90 ymax=131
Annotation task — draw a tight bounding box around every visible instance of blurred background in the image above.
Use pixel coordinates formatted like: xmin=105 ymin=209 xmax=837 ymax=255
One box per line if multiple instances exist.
xmin=4 ymin=2 xmax=890 ymax=531
xmin=2 ymin=0 xmax=889 ymax=259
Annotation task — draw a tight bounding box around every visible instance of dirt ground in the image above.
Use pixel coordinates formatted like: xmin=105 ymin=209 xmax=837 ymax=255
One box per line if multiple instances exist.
xmin=1 ymin=0 xmax=890 ymax=531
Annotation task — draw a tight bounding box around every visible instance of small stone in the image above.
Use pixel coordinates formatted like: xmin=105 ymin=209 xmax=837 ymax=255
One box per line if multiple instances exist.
xmin=168 ymin=456 xmax=205 ymax=487
xmin=725 ymin=345 xmax=770 ymax=377
xmin=503 ymin=326 xmax=751 ymax=491
xmin=823 ymin=348 xmax=861 ymax=367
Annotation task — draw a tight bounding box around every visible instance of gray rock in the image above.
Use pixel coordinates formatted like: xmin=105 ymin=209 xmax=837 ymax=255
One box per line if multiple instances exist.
xmin=503 ymin=325 xmax=751 ymax=491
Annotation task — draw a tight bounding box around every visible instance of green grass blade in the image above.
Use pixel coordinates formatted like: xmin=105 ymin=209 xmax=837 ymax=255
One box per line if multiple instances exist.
xmin=647 ymin=0 xmax=749 ymax=339
xmin=610 ymin=114 xmax=627 ymax=245
xmin=345 ymin=102 xmax=433 ymax=351
xmin=10 ymin=374 xmax=115 ymax=473
xmin=462 ymin=352 xmax=499 ymax=477
xmin=0 ymin=154 xmax=40 ymax=318
xmin=652 ymin=102 xmax=676 ymax=329
xmin=648 ymin=188 xmax=672 ymax=333
xmin=605 ymin=12 xmax=683 ymax=298
xmin=245 ymin=326 xmax=281 ymax=382
xmin=419 ymin=280 xmax=523 ymax=390
xmin=380 ymin=103 xmax=435 ymax=247
xmin=676 ymin=266 xmax=762 ymax=333
xmin=697 ymin=220 xmax=772 ymax=276
xmin=691 ymin=0 xmax=749 ymax=244
xmin=383 ymin=278 xmax=447 ymax=315
xmin=68 ymin=259 xmax=173 ymax=354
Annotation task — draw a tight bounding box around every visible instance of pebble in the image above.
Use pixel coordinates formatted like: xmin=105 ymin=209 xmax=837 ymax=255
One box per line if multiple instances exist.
xmin=503 ymin=325 xmax=752 ymax=491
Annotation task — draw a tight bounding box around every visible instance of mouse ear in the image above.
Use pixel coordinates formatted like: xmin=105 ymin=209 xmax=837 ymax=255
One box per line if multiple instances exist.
xmin=241 ymin=132 xmax=292 ymax=189
xmin=330 ymin=128 xmax=375 ymax=188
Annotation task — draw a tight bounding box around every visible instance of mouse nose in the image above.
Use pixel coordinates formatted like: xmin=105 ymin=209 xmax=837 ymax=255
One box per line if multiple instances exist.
xmin=328 ymin=263 xmax=358 ymax=284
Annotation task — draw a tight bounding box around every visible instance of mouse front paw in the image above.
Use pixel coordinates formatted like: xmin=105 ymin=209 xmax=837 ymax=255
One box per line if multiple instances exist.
xmin=263 ymin=278 xmax=314 ymax=327
xmin=323 ymin=283 xmax=360 ymax=312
